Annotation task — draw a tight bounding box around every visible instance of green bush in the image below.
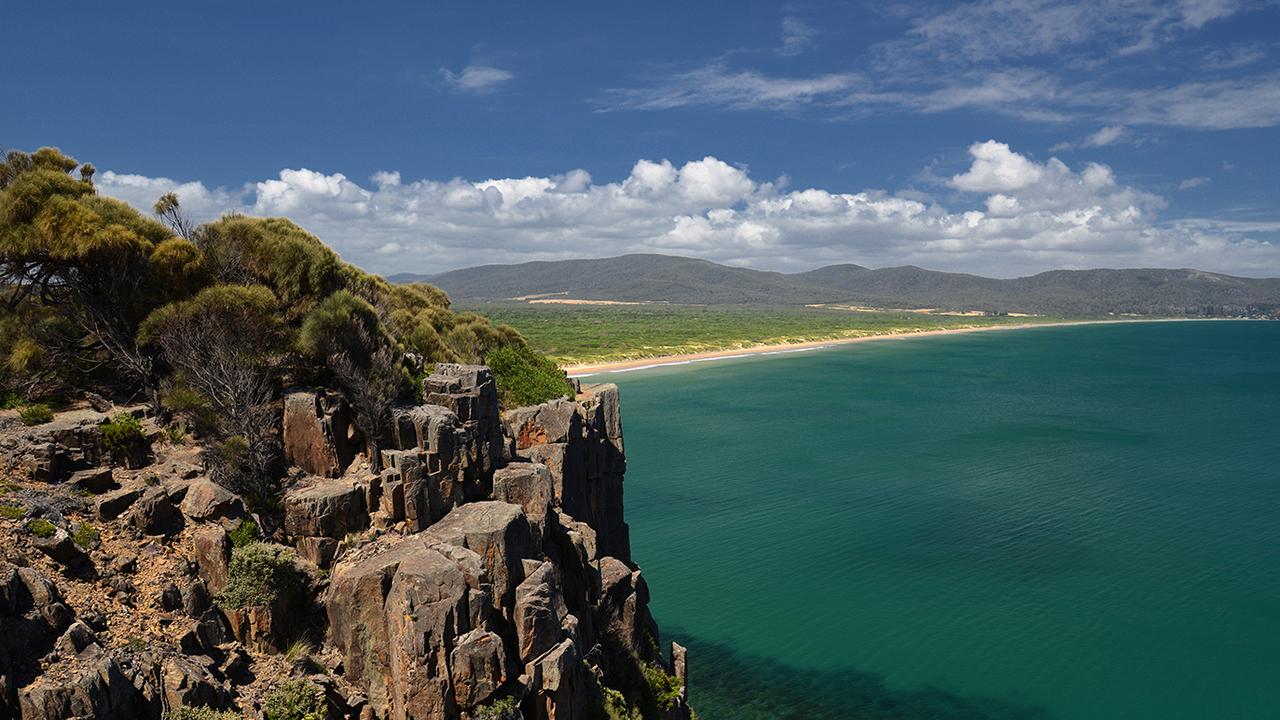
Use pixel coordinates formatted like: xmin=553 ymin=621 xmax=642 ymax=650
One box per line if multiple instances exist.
xmin=72 ymin=522 xmax=99 ymax=548
xmin=473 ymin=697 xmax=520 ymax=720
xmin=485 ymin=344 xmax=573 ymax=408
xmin=263 ymin=679 xmax=326 ymax=720
xmin=25 ymin=518 xmax=56 ymax=538
xmin=215 ymin=543 xmax=303 ymax=610
xmin=101 ymin=413 xmax=145 ymax=461
xmin=1 ymin=393 xmax=22 ymax=409
xmin=18 ymin=403 xmax=53 ymax=425
xmin=227 ymin=518 xmax=258 ymax=549
xmin=166 ymin=705 xmax=241 ymax=720
xmin=0 ymin=503 xmax=26 ymax=519
xmin=641 ymin=662 xmax=683 ymax=711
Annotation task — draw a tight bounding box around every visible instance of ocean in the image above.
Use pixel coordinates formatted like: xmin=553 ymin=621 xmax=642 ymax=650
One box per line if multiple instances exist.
xmin=593 ymin=321 xmax=1280 ymax=720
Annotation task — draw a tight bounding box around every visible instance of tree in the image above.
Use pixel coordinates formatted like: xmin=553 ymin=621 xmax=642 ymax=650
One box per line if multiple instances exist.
xmin=139 ymin=285 xmax=287 ymax=501
xmin=153 ymin=191 xmax=194 ymax=240
xmin=328 ymin=321 xmax=406 ymax=469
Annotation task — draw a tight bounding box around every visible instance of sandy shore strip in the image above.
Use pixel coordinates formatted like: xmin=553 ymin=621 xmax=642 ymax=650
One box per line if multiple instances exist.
xmin=563 ymin=319 xmax=1212 ymax=376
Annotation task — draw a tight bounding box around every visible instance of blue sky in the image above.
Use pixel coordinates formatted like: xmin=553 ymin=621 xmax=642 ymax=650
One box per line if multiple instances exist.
xmin=4 ymin=1 xmax=1279 ymax=277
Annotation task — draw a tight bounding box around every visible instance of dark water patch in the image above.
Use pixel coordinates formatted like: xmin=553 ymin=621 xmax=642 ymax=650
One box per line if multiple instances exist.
xmin=670 ymin=632 xmax=1051 ymax=720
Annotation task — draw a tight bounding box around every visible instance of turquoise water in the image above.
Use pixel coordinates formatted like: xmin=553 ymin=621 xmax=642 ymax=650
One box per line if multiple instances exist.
xmin=593 ymin=321 xmax=1280 ymax=720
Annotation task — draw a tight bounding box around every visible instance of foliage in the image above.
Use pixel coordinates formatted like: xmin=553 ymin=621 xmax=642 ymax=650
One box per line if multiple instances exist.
xmin=641 ymin=662 xmax=683 ymax=711
xmin=101 ymin=413 xmax=145 ymax=462
xmin=263 ymin=679 xmax=326 ymax=720
xmin=1 ymin=393 xmax=21 ymax=409
xmin=0 ymin=503 xmax=25 ymax=519
xmin=25 ymin=518 xmax=55 ymax=538
xmin=471 ymin=301 xmax=1055 ymax=365
xmin=214 ymin=543 xmax=303 ymax=610
xmin=485 ymin=344 xmax=572 ymax=407
xmin=601 ymin=686 xmax=641 ymax=720
xmin=71 ymin=522 xmax=99 ymax=548
xmin=18 ymin=403 xmax=53 ymax=425
xmin=227 ymin=517 xmax=258 ymax=548
xmin=166 ymin=706 xmax=241 ymax=720
xmin=473 ymin=696 xmax=521 ymax=720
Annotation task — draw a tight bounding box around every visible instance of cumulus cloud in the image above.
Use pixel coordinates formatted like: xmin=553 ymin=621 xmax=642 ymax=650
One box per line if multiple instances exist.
xmin=94 ymin=141 xmax=1280 ymax=279
xmin=440 ymin=65 xmax=514 ymax=93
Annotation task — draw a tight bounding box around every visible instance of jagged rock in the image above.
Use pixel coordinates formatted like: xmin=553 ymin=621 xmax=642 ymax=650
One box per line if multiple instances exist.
xmin=284 ymin=477 xmax=368 ymax=539
xmin=32 ymin=527 xmax=88 ymax=566
xmin=492 ymin=462 xmax=553 ymax=541
xmin=526 ymin=638 xmax=587 ymax=720
xmin=129 ymin=487 xmax=181 ymax=536
xmin=158 ymin=583 xmax=183 ymax=612
xmin=422 ymin=501 xmax=537 ymax=610
xmin=68 ymin=467 xmax=117 ymax=494
xmin=514 ymin=562 xmax=568 ymax=664
xmin=327 ymin=535 xmax=485 ymax=719
xmin=180 ymin=581 xmax=211 ymax=618
xmin=162 ymin=654 xmax=231 ymax=711
xmin=671 ymin=642 xmax=689 ymax=707
xmin=179 ymin=480 xmax=246 ymax=528
xmin=17 ymin=653 xmax=152 ymax=720
xmin=506 ymin=399 xmax=579 ymax=450
xmin=422 ymin=364 xmax=504 ymax=483
xmin=283 ymin=389 xmax=357 ymax=477
xmin=55 ymin=620 xmax=100 ymax=658
xmin=596 ymin=557 xmax=658 ymax=659
xmin=225 ymin=596 xmax=292 ymax=653
xmin=191 ymin=526 xmax=231 ymax=594
xmin=449 ymin=629 xmax=509 ymax=711
xmin=95 ymin=488 xmax=142 ymax=521
xmin=296 ymin=536 xmax=340 ymax=569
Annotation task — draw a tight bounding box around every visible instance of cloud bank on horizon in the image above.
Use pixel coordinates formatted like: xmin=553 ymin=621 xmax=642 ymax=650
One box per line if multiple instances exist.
xmin=97 ymin=139 xmax=1279 ymax=279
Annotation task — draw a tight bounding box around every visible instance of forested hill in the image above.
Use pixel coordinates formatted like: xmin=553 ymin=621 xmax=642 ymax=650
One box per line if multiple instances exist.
xmin=394 ymin=254 xmax=1280 ymax=317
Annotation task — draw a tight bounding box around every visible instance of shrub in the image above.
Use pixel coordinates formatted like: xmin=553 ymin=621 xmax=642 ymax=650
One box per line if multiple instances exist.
xmin=1 ymin=393 xmax=22 ymax=409
xmin=263 ymin=679 xmax=326 ymax=720
xmin=485 ymin=344 xmax=573 ymax=408
xmin=641 ymin=662 xmax=683 ymax=711
xmin=18 ymin=403 xmax=53 ymax=425
xmin=101 ymin=413 xmax=145 ymax=461
xmin=25 ymin=518 xmax=56 ymax=538
xmin=215 ymin=543 xmax=303 ymax=610
xmin=474 ymin=696 xmax=520 ymax=720
xmin=227 ymin=518 xmax=258 ymax=549
xmin=165 ymin=705 xmax=241 ymax=720
xmin=72 ymin=522 xmax=99 ymax=549
xmin=0 ymin=503 xmax=25 ymax=519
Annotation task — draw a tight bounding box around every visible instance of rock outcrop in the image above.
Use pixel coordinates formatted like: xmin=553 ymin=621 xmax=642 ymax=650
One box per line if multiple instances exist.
xmin=0 ymin=368 xmax=691 ymax=720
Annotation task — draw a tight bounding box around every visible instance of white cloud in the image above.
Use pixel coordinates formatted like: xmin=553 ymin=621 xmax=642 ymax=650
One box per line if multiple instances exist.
xmin=599 ymin=64 xmax=860 ymax=112
xmin=94 ymin=142 xmax=1280 ymax=279
xmin=779 ymin=17 xmax=817 ymax=56
xmin=1050 ymin=125 xmax=1129 ymax=152
xmin=440 ymin=65 xmax=514 ymax=93
xmin=1179 ymin=176 xmax=1211 ymax=189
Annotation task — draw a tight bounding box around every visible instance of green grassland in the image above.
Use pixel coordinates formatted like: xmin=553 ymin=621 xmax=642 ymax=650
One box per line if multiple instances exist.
xmin=466 ymin=302 xmax=1075 ymax=366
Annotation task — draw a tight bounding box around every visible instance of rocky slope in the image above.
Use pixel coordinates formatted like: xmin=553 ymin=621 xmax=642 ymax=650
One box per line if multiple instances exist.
xmin=0 ymin=365 xmax=692 ymax=720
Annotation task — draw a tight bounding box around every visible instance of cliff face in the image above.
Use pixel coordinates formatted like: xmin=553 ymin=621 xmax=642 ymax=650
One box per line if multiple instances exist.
xmin=0 ymin=366 xmax=691 ymax=720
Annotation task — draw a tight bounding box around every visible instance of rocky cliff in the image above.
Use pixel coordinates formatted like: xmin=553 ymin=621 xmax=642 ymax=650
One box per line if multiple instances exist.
xmin=0 ymin=366 xmax=692 ymax=720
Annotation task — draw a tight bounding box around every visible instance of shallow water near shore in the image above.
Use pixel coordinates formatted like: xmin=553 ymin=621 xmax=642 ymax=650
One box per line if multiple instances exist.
xmin=595 ymin=321 xmax=1280 ymax=720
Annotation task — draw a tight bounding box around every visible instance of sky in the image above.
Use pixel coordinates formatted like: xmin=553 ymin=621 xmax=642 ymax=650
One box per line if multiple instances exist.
xmin=4 ymin=1 xmax=1279 ymax=278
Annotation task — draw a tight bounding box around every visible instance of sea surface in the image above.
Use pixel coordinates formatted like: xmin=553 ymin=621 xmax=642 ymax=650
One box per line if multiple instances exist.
xmin=591 ymin=321 xmax=1280 ymax=720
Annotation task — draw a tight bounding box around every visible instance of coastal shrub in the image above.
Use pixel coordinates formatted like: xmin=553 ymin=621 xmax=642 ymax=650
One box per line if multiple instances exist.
xmin=263 ymin=679 xmax=326 ymax=720
xmin=215 ymin=543 xmax=303 ymax=610
xmin=474 ymin=696 xmax=520 ymax=720
xmin=0 ymin=503 xmax=26 ymax=519
xmin=166 ymin=706 xmax=241 ymax=720
xmin=71 ymin=522 xmax=99 ymax=549
xmin=25 ymin=518 xmax=56 ymax=538
xmin=1 ymin=393 xmax=22 ymax=409
xmin=640 ymin=662 xmax=683 ymax=711
xmin=227 ymin=517 xmax=258 ymax=548
xmin=18 ymin=403 xmax=53 ymax=425
xmin=101 ymin=413 xmax=145 ymax=461
xmin=485 ymin=344 xmax=573 ymax=408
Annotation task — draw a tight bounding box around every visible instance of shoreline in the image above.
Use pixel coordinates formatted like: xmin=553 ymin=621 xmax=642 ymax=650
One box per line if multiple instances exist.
xmin=563 ymin=318 xmax=1226 ymax=376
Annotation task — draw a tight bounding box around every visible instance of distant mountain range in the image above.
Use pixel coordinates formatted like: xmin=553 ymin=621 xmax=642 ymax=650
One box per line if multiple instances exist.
xmin=389 ymin=254 xmax=1280 ymax=317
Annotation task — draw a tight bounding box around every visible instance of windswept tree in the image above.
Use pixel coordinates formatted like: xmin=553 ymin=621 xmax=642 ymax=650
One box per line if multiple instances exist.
xmin=138 ymin=285 xmax=287 ymax=501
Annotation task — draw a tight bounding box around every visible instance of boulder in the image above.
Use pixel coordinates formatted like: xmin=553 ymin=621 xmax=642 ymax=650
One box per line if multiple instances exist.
xmin=179 ymin=480 xmax=246 ymax=527
xmin=422 ymin=501 xmax=537 ymax=610
xmin=32 ymin=527 xmax=88 ymax=566
xmin=94 ymin=488 xmax=141 ymax=522
xmin=284 ymin=478 xmax=368 ymax=539
xmin=514 ymin=562 xmax=568 ymax=664
xmin=283 ymin=389 xmax=357 ymax=478
xmin=295 ymin=536 xmax=340 ymax=569
xmin=596 ymin=557 xmax=657 ymax=659
xmin=68 ymin=468 xmax=117 ymax=494
xmin=526 ymin=638 xmax=587 ymax=720
xmin=129 ymin=487 xmax=180 ymax=536
xmin=161 ymin=654 xmax=231 ymax=710
xmin=492 ymin=462 xmax=553 ymax=540
xmin=17 ymin=653 xmax=153 ymax=720
xmin=449 ymin=629 xmax=509 ymax=711
xmin=191 ymin=526 xmax=231 ymax=594
xmin=506 ymin=399 xmax=578 ymax=450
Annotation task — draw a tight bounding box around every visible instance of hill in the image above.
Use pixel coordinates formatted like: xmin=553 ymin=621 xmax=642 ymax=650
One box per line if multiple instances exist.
xmin=398 ymin=255 xmax=1280 ymax=317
